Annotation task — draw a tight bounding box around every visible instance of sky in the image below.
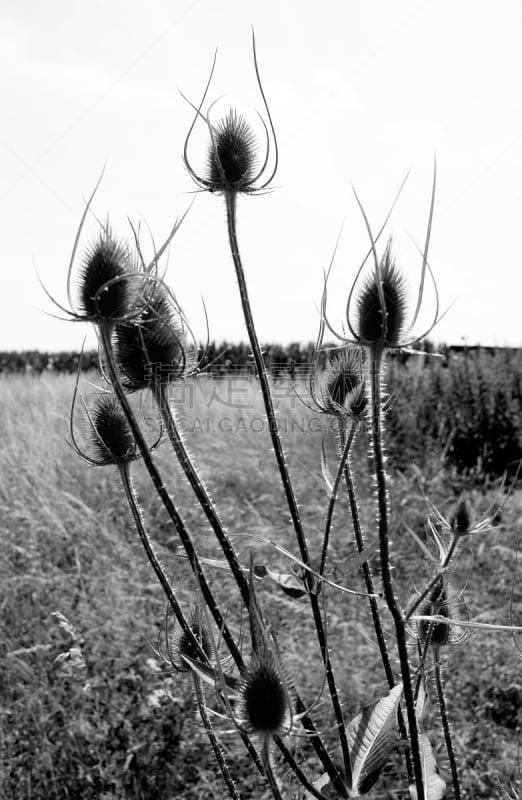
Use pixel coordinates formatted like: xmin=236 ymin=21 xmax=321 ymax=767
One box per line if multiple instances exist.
xmin=2 ymin=0 xmax=522 ymax=351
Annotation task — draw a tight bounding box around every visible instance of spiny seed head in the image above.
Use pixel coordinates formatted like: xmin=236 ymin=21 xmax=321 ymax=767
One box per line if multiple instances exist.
xmin=319 ymin=349 xmax=367 ymax=420
xmin=78 ymin=231 xmax=136 ymax=322
xmin=89 ymin=393 xmax=136 ymax=465
xmin=240 ymin=650 xmax=291 ymax=738
xmin=449 ymin=493 xmax=473 ymax=536
xmin=207 ymin=108 xmax=258 ymax=193
xmin=416 ymin=580 xmax=468 ymax=648
xmin=114 ymin=283 xmax=186 ymax=391
xmin=417 ymin=581 xmax=451 ymax=647
xmin=354 ymin=240 xmax=409 ymax=347
xmin=170 ymin=610 xmax=212 ymax=672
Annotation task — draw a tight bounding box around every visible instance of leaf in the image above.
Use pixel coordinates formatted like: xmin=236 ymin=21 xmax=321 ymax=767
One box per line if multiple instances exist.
xmin=321 ymin=435 xmax=334 ymax=494
xmin=409 ymin=732 xmax=446 ymax=800
xmin=347 ymin=683 xmax=403 ymax=796
xmin=415 ymin=674 xmax=429 ymax=724
xmin=253 ymin=564 xmax=307 ymax=598
xmin=180 ymin=654 xmax=241 ymax=694
xmin=247 ymin=558 xmax=270 ymax=656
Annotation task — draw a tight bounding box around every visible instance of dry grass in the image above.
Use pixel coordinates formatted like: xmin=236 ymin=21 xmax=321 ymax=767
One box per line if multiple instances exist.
xmin=1 ymin=365 xmax=522 ymax=799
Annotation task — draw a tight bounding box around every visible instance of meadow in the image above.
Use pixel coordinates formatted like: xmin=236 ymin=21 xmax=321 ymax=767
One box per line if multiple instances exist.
xmin=2 ymin=348 xmax=522 ymax=799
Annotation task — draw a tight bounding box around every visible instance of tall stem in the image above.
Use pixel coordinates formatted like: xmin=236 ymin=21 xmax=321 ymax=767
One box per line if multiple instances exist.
xmin=224 ymin=190 xmax=351 ymax=797
xmin=152 ymin=381 xmax=250 ymax=607
xmin=119 ymin=462 xmax=204 ymax=660
xmin=434 ymin=646 xmax=461 ymax=800
xmin=100 ymin=324 xmax=244 ymax=671
xmin=368 ymin=343 xmax=424 ymax=800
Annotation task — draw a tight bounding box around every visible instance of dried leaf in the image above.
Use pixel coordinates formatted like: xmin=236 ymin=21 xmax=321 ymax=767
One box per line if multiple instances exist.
xmin=347 ymin=683 xmax=403 ymax=795
xmin=180 ymin=654 xmax=241 ymax=694
xmin=321 ymin=435 xmax=334 ymax=494
xmin=409 ymin=733 xmax=446 ymax=799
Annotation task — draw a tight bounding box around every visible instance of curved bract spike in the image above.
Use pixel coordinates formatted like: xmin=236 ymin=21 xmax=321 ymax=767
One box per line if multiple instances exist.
xmin=346 ymin=173 xmax=410 ymax=339
xmin=182 ymin=49 xmax=218 ymax=186
xmin=251 ymin=27 xmax=278 ymax=189
xmin=411 ymin=157 xmax=437 ymax=329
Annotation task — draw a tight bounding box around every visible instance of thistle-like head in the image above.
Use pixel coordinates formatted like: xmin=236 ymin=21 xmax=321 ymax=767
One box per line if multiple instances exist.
xmin=239 ymin=648 xmax=293 ymax=740
xmin=321 ymin=168 xmax=440 ymax=354
xmin=113 ymin=280 xmax=190 ymax=391
xmin=353 ymin=240 xmax=409 ymax=348
xmin=183 ymin=32 xmax=277 ymax=197
xmin=77 ymin=231 xmax=137 ymax=323
xmin=70 ymin=390 xmax=137 ymax=467
xmin=314 ymin=348 xmax=367 ymax=421
xmin=169 ymin=609 xmax=213 ymax=673
xmin=415 ymin=579 xmax=469 ymax=649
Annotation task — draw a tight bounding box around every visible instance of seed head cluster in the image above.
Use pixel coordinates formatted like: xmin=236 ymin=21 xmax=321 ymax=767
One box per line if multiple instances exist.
xmin=114 ymin=283 xmax=186 ymax=391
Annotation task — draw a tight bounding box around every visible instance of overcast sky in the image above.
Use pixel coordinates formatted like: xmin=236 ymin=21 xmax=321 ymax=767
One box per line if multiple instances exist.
xmin=2 ymin=0 xmax=522 ymax=351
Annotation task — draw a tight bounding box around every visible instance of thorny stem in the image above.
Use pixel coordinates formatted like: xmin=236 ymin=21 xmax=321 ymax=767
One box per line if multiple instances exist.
xmin=99 ymin=324 xmax=245 ymax=671
xmin=261 ymin=739 xmax=284 ymax=800
xmin=336 ymin=421 xmax=394 ymax=686
xmin=193 ymin=676 xmax=241 ymax=799
xmin=319 ymin=420 xmax=356 ymax=578
xmin=224 ymin=189 xmax=351 ymax=798
xmin=368 ymin=343 xmax=425 ymax=800
xmin=275 ymin=738 xmax=332 ymax=800
xmin=337 ymin=420 xmax=413 ymax=784
xmin=404 ymin=534 xmax=459 ymax=621
xmin=153 ymin=379 xmax=337 ymax=791
xmin=118 ymin=462 xmax=204 ymax=660
xmin=152 ymin=381 xmax=250 ymax=607
xmin=433 ymin=645 xmax=462 ymax=800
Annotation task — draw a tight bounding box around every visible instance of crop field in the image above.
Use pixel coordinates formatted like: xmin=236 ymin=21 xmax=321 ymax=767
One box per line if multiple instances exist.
xmin=2 ymin=349 xmax=522 ymax=799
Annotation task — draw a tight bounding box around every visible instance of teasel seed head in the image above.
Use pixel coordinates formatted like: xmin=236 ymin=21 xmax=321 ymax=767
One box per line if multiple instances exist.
xmin=89 ymin=393 xmax=136 ymax=465
xmin=239 ymin=648 xmax=292 ymax=739
xmin=354 ymin=240 xmax=409 ymax=348
xmin=319 ymin=348 xmax=367 ymax=421
xmin=169 ymin=609 xmax=212 ymax=673
xmin=113 ymin=282 xmax=187 ymax=391
xmin=449 ymin=493 xmax=473 ymax=536
xmin=416 ymin=580 xmax=468 ymax=648
xmin=78 ymin=230 xmax=136 ymax=323
xmin=207 ymin=108 xmax=258 ymax=194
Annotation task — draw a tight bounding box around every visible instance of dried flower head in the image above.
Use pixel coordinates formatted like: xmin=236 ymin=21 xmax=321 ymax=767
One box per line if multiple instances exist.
xmin=321 ymin=169 xmax=440 ymax=353
xmin=169 ymin=609 xmax=213 ymax=673
xmin=77 ymin=230 xmax=137 ymax=323
xmin=316 ymin=348 xmax=367 ymax=421
xmin=206 ymin=108 xmax=259 ymax=193
xmin=72 ymin=392 xmax=136 ymax=467
xmin=449 ymin=493 xmax=474 ymax=536
xmin=353 ymin=240 xmax=409 ymax=347
xmin=183 ymin=32 xmax=277 ymax=196
xmin=239 ymin=648 xmax=293 ymax=739
xmin=113 ymin=281 xmax=188 ymax=391
xmin=415 ymin=579 xmax=469 ymax=649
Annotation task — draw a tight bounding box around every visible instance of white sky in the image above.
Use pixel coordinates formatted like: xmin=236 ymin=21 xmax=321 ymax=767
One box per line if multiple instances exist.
xmin=2 ymin=0 xmax=522 ymax=351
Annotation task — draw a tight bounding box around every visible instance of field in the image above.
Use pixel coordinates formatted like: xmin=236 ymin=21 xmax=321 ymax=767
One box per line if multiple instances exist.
xmin=2 ymin=349 xmax=522 ymax=799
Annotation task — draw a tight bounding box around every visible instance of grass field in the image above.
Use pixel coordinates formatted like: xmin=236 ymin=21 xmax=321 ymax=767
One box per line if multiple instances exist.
xmin=2 ymin=351 xmax=522 ymax=799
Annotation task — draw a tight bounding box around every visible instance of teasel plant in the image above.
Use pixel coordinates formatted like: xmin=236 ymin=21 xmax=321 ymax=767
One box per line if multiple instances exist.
xmin=51 ymin=30 xmax=522 ymax=800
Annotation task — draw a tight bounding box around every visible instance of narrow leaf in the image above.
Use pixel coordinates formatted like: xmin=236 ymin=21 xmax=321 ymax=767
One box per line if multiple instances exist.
xmin=180 ymin=654 xmax=241 ymax=694
xmin=321 ymin=435 xmax=334 ymax=494
xmin=253 ymin=564 xmax=306 ymax=598
xmin=409 ymin=732 xmax=446 ymax=800
xmin=347 ymin=683 xmax=403 ymax=795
